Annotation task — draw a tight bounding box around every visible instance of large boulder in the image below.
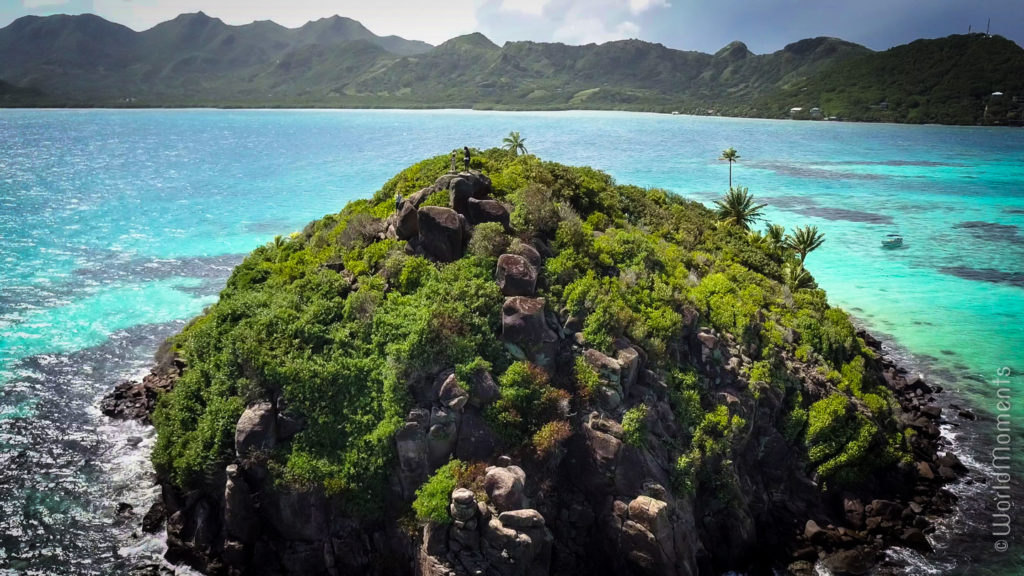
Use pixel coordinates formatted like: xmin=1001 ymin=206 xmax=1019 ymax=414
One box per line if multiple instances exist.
xmin=484 ymin=465 xmax=526 ymax=512
xmin=502 ymin=296 xmax=549 ymax=343
xmin=467 ymin=197 xmax=510 ymax=228
xmin=417 ymin=206 xmax=463 ymax=262
xmin=406 ymin=185 xmax=436 ymax=208
xmin=394 ymin=202 xmax=419 ymax=240
xmin=496 ymin=254 xmax=537 ymax=297
xmin=449 ymin=177 xmax=476 ymax=215
xmin=395 ymin=410 xmax=429 ymax=499
xmin=427 ymin=407 xmax=458 ymax=470
xmin=455 ymin=408 xmax=498 ymax=461
xmin=235 ymin=402 xmax=276 ymax=458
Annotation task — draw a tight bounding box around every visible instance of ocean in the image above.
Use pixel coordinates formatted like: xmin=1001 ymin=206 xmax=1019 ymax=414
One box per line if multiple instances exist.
xmin=1 ymin=109 xmax=1022 ymax=574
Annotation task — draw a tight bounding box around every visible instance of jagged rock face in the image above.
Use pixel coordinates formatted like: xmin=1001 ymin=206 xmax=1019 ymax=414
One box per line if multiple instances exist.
xmin=418 ymin=206 xmax=464 ymax=262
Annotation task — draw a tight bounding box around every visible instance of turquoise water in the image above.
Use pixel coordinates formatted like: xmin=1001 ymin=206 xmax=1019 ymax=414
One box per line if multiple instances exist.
xmin=1 ymin=109 xmax=1022 ymax=573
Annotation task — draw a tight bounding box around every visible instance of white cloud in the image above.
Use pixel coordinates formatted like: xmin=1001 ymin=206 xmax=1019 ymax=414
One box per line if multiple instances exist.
xmin=22 ymin=0 xmax=69 ymax=7
xmin=498 ymin=0 xmax=551 ymax=16
xmin=628 ymin=0 xmax=670 ymax=14
xmin=552 ymin=16 xmax=639 ymax=45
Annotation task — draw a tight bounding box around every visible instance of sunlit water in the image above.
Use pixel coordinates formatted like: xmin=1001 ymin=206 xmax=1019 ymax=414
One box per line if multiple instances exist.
xmin=1 ymin=109 xmax=1022 ymax=574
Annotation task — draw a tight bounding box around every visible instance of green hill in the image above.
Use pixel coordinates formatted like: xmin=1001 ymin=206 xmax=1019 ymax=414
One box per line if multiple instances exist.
xmin=1 ymin=13 xmax=1022 ymax=124
xmin=139 ymin=150 xmax=961 ymax=575
xmin=754 ymin=34 xmax=1024 ymax=124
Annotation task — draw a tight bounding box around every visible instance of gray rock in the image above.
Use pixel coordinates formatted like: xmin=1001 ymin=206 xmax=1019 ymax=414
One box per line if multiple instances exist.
xmin=484 ymin=466 xmax=525 ymax=512
xmin=468 ymin=370 xmax=500 ymax=408
xmin=449 ymin=178 xmax=475 ymax=215
xmin=498 ymin=509 xmax=545 ymax=529
xmin=454 ymin=408 xmax=498 ymax=461
xmin=496 ymin=254 xmax=537 ymax=297
xmin=438 ymin=373 xmax=469 ymax=412
xmin=235 ymin=402 xmax=276 ymax=458
xmin=467 ymin=197 xmax=510 ymax=229
xmin=423 ymin=521 xmax=449 ymax=556
xmin=615 ymin=342 xmax=641 ymax=397
xmin=395 ymin=417 xmax=428 ymax=499
xmin=502 ymin=296 xmax=548 ymax=343
xmin=417 ymin=206 xmax=463 ymax=262
xmin=223 ymin=465 xmax=254 ymax=543
xmin=394 ymin=202 xmax=419 ymax=240
xmin=584 ymin=348 xmax=622 ymax=387
xmin=514 ymin=243 xmax=542 ymax=267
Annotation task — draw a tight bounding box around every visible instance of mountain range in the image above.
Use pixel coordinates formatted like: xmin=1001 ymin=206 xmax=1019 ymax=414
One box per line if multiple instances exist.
xmin=1 ymin=12 xmax=1022 ymax=125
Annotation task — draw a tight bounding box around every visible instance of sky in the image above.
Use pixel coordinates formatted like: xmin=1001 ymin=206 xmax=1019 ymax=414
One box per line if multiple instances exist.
xmin=1 ymin=0 xmax=1022 ymax=53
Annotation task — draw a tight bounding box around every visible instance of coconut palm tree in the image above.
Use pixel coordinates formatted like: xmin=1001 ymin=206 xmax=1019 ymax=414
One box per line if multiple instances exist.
xmin=783 ymin=263 xmax=815 ymax=291
xmin=785 ymin=225 xmax=826 ymax=264
xmin=713 ymin=186 xmax=766 ymax=231
xmin=720 ymin=147 xmax=740 ymax=189
xmin=503 ymin=131 xmax=528 ymax=156
xmin=765 ymin=223 xmax=786 ymax=254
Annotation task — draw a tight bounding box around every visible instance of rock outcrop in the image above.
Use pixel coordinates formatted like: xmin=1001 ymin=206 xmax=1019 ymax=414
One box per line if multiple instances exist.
xmin=418 ymin=467 xmax=553 ymax=576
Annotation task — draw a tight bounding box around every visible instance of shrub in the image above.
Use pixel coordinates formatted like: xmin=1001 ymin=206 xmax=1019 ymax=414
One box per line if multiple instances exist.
xmin=622 ymin=405 xmax=649 ymax=447
xmin=574 ymin=355 xmax=602 ymax=399
xmin=510 ymin=183 xmax=559 ymax=237
xmin=412 ymin=460 xmax=463 ymax=523
xmin=672 ymin=453 xmax=696 ymax=496
xmin=669 ymin=369 xmax=702 ymax=433
xmin=487 ymin=361 xmax=567 ymax=447
xmin=819 ymin=308 xmax=858 ymax=367
xmin=532 ymin=420 xmax=572 ymax=458
xmin=338 ymin=213 xmax=382 ymax=249
xmin=468 ymin=222 xmax=511 ymax=259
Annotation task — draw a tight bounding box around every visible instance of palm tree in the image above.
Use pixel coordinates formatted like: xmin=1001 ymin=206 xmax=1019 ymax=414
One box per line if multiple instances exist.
xmin=720 ymin=147 xmax=740 ymax=189
xmin=785 ymin=225 xmax=826 ymax=264
xmin=783 ymin=263 xmax=815 ymax=291
xmin=713 ymin=186 xmax=766 ymax=231
xmin=765 ymin=223 xmax=786 ymax=254
xmin=503 ymin=131 xmax=528 ymax=156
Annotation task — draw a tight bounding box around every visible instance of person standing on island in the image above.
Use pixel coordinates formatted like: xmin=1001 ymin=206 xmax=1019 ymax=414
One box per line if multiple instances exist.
xmin=463 ymin=146 xmax=471 ymax=171
xmin=395 ymin=191 xmax=403 ymax=213
xmin=450 ymin=150 xmax=457 ymax=173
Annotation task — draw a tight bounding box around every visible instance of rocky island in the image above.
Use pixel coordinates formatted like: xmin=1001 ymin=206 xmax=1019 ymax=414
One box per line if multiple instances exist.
xmin=105 ymin=150 xmax=966 ymax=575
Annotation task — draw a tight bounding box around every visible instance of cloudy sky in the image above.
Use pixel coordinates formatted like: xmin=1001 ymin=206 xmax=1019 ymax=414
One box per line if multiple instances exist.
xmin=1 ymin=0 xmax=1021 ymax=53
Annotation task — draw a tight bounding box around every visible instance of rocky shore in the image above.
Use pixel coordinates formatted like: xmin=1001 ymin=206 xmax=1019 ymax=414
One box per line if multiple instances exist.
xmin=104 ymin=163 xmax=973 ymax=576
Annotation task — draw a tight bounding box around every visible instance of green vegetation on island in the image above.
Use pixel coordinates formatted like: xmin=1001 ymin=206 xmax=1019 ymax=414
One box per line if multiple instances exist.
xmin=151 ymin=145 xmax=910 ymax=523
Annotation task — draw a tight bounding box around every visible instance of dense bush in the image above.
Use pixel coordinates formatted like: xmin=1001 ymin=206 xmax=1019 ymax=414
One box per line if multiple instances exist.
xmin=412 ymin=460 xmax=464 ymax=523
xmin=487 ymin=361 xmax=569 ymax=447
xmin=622 ymin=405 xmax=649 ymax=447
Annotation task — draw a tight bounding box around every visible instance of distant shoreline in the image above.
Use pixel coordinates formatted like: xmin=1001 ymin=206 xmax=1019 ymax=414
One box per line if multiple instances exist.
xmin=3 ymin=105 xmax=1021 ymax=128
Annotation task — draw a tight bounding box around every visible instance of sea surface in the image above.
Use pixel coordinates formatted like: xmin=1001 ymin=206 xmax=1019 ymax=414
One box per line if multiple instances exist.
xmin=0 ymin=109 xmax=1022 ymax=574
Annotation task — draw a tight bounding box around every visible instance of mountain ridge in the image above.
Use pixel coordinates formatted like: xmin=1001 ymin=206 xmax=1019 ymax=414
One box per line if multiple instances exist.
xmin=1 ymin=13 xmax=1021 ymax=124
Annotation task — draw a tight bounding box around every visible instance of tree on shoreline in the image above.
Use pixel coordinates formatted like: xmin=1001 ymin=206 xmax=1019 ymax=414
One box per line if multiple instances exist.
xmin=714 ymin=186 xmax=765 ymax=231
xmin=720 ymin=147 xmax=740 ymax=189
xmin=786 ymin=225 xmax=826 ymax=264
xmin=503 ymin=131 xmax=528 ymax=156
